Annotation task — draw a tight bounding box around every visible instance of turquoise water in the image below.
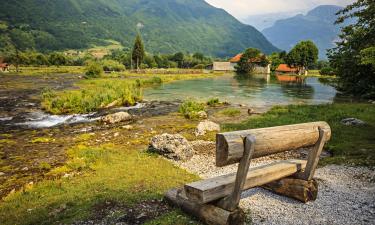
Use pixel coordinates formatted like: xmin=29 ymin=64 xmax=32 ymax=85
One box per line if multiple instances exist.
xmin=144 ymin=74 xmax=340 ymax=109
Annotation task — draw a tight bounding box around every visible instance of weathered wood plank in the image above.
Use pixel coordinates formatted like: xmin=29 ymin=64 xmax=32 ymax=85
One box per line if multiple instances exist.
xmin=216 ymin=122 xmax=331 ymax=167
xmin=298 ymin=127 xmax=327 ymax=180
xmin=165 ymin=188 xmax=245 ymax=225
xmin=184 ymin=159 xmax=307 ymax=204
xmin=262 ymin=178 xmax=318 ymax=203
xmin=216 ymin=135 xmax=255 ymax=211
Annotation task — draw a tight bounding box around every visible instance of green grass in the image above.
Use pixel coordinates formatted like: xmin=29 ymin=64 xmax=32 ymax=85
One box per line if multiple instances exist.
xmin=0 ymin=143 xmax=198 ymax=225
xmin=178 ymin=100 xmax=206 ymax=119
xmin=30 ymin=137 xmax=55 ymax=143
xmin=219 ymin=108 xmax=241 ymax=117
xmin=206 ymin=98 xmax=220 ymax=106
xmin=223 ymin=103 xmax=375 ymax=166
xmin=8 ymin=66 xmax=84 ymax=75
xmin=41 ymin=79 xmax=144 ymax=114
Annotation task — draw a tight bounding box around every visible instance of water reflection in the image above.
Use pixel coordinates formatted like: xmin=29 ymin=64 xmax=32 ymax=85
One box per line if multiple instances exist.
xmin=144 ymin=73 xmax=339 ymax=109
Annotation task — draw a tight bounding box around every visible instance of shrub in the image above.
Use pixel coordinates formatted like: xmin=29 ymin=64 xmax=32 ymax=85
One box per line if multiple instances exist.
xmin=193 ymin=64 xmax=205 ymax=69
xmin=207 ymin=98 xmax=220 ymax=106
xmin=85 ymin=61 xmax=103 ymax=78
xmin=179 ymin=100 xmax=205 ymax=119
xmin=319 ymin=67 xmax=336 ymax=76
xmin=102 ymin=59 xmax=125 ymax=72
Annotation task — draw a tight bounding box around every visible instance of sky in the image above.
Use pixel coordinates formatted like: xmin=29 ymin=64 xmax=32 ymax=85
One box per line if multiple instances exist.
xmin=205 ymin=0 xmax=356 ymax=19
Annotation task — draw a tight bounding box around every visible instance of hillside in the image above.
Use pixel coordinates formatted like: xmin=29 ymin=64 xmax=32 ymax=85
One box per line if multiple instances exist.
xmin=0 ymin=0 xmax=278 ymax=57
xmin=262 ymin=5 xmax=350 ymax=58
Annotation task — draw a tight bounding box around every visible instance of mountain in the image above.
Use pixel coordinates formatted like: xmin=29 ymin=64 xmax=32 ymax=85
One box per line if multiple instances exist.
xmin=242 ymin=11 xmax=303 ymax=31
xmin=262 ymin=5 xmax=351 ymax=59
xmin=0 ymin=0 xmax=278 ymax=57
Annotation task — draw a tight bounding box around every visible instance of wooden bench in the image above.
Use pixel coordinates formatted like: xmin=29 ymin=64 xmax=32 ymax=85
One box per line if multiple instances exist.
xmin=165 ymin=122 xmax=331 ymax=225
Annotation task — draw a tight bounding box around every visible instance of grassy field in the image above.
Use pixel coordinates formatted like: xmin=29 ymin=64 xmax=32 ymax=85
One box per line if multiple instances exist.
xmin=223 ymin=103 xmax=375 ymax=167
xmin=0 ymin=142 xmax=198 ymax=225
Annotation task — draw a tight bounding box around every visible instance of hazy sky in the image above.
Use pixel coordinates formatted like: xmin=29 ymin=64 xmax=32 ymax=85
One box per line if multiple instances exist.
xmin=205 ymin=0 xmax=355 ymax=18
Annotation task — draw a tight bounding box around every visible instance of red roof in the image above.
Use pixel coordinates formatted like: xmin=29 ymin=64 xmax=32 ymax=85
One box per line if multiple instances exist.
xmin=276 ymin=64 xmax=298 ymax=72
xmin=229 ymin=53 xmax=265 ymax=63
xmin=229 ymin=53 xmax=243 ymax=63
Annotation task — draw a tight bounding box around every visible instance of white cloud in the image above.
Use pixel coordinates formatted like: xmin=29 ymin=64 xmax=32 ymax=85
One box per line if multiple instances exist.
xmin=205 ymin=0 xmax=355 ymax=18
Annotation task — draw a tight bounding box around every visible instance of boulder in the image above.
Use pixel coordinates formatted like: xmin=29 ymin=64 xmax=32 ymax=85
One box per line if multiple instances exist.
xmin=195 ymin=120 xmax=220 ymax=136
xmin=190 ymin=140 xmax=216 ymax=155
xmin=341 ymin=118 xmax=365 ymax=126
xmin=101 ymin=112 xmax=132 ymax=124
xmin=149 ymin=133 xmax=194 ymax=161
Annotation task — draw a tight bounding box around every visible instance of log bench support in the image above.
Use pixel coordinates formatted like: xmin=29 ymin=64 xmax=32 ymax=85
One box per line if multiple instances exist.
xmin=165 ymin=122 xmax=331 ymax=225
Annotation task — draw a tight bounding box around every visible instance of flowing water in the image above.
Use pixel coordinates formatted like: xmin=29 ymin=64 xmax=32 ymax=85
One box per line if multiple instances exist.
xmin=144 ymin=73 xmax=342 ymax=109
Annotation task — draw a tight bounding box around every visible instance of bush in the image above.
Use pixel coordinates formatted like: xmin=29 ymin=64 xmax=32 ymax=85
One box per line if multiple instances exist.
xmin=207 ymin=98 xmax=220 ymax=106
xmin=319 ymin=67 xmax=335 ymax=76
xmin=179 ymin=100 xmax=205 ymax=119
xmin=85 ymin=61 xmax=103 ymax=78
xmin=102 ymin=59 xmax=125 ymax=72
xmin=193 ymin=64 xmax=205 ymax=69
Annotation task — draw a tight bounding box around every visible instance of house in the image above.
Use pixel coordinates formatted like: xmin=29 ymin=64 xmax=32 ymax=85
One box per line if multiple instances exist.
xmin=275 ymin=64 xmax=307 ymax=75
xmin=212 ymin=53 xmax=271 ymax=74
xmin=0 ymin=63 xmax=9 ymax=72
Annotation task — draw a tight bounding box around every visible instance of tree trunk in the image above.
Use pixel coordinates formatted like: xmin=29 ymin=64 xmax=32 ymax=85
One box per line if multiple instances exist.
xmin=262 ymin=178 xmax=318 ymax=203
xmin=165 ymin=188 xmax=245 ymax=225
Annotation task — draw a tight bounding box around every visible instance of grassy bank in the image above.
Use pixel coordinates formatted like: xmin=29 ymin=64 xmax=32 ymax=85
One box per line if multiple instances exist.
xmin=0 ymin=142 xmax=198 ymax=225
xmin=223 ymin=103 xmax=375 ymax=166
xmin=41 ymin=70 xmax=224 ymax=114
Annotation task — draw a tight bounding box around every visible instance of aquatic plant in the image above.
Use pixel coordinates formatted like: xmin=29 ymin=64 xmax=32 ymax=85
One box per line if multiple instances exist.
xmin=179 ymin=100 xmax=205 ymax=119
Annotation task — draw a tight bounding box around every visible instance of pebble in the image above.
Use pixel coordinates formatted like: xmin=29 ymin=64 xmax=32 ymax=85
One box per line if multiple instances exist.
xmin=171 ymin=155 xmax=375 ymax=225
xmin=0 ymin=172 xmax=5 ymax=176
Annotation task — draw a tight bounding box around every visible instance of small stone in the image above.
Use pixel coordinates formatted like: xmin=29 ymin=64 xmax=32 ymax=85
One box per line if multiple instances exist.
xmin=0 ymin=172 xmax=5 ymax=176
xmin=22 ymin=167 xmax=29 ymax=171
xmin=122 ymin=125 xmax=133 ymax=130
xmin=197 ymin=111 xmax=208 ymax=119
xmin=101 ymin=112 xmax=132 ymax=124
xmin=341 ymin=118 xmax=366 ymax=126
xmin=114 ymin=132 xmax=120 ymax=137
xmin=195 ymin=120 xmax=220 ymax=136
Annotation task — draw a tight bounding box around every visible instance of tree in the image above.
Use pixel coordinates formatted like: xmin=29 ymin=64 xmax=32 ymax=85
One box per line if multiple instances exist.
xmin=285 ymin=41 xmax=319 ymax=74
xmin=235 ymin=48 xmax=268 ymax=74
xmin=269 ymin=52 xmax=285 ymax=71
xmin=132 ymin=33 xmax=145 ymax=70
xmin=328 ymin=0 xmax=375 ymax=98
xmin=171 ymin=52 xmax=184 ymax=68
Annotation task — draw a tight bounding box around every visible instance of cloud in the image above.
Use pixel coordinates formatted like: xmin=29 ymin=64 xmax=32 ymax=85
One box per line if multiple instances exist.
xmin=205 ymin=0 xmax=356 ymax=18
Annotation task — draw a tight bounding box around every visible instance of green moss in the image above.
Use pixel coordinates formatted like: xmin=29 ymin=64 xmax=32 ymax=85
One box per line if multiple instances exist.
xmin=30 ymin=137 xmax=55 ymax=143
xmin=223 ymin=103 xmax=375 ymax=166
xmin=219 ymin=108 xmax=241 ymax=117
xmin=0 ymin=139 xmax=16 ymax=145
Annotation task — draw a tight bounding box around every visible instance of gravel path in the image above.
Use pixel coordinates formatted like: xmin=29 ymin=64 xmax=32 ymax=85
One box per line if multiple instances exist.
xmin=173 ymin=154 xmax=375 ymax=225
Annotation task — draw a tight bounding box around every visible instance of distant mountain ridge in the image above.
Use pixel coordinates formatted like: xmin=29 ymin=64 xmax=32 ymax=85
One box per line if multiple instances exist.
xmin=0 ymin=0 xmax=278 ymax=57
xmin=262 ymin=5 xmax=351 ymax=58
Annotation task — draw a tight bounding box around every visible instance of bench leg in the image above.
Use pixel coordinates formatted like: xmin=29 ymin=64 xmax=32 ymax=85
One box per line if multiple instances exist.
xmin=298 ymin=127 xmax=328 ymax=181
xmin=217 ymin=135 xmax=255 ymax=211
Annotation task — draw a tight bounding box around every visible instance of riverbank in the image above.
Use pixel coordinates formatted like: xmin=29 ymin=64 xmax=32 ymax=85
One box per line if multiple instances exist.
xmin=1 ymin=101 xmax=374 ymax=224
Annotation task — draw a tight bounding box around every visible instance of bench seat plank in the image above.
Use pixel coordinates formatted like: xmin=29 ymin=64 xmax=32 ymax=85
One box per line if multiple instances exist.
xmin=184 ymin=159 xmax=307 ymax=204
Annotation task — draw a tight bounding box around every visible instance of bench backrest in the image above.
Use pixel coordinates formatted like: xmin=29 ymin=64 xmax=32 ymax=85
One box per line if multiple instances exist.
xmin=216 ymin=121 xmax=331 ymax=167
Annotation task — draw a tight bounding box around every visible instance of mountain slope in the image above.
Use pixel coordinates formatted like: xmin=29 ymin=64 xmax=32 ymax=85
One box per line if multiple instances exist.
xmin=262 ymin=5 xmax=349 ymax=58
xmin=0 ymin=0 xmax=278 ymax=57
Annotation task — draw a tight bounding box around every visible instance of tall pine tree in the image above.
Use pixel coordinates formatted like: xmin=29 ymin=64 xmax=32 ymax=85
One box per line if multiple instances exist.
xmin=132 ymin=33 xmax=145 ymax=70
